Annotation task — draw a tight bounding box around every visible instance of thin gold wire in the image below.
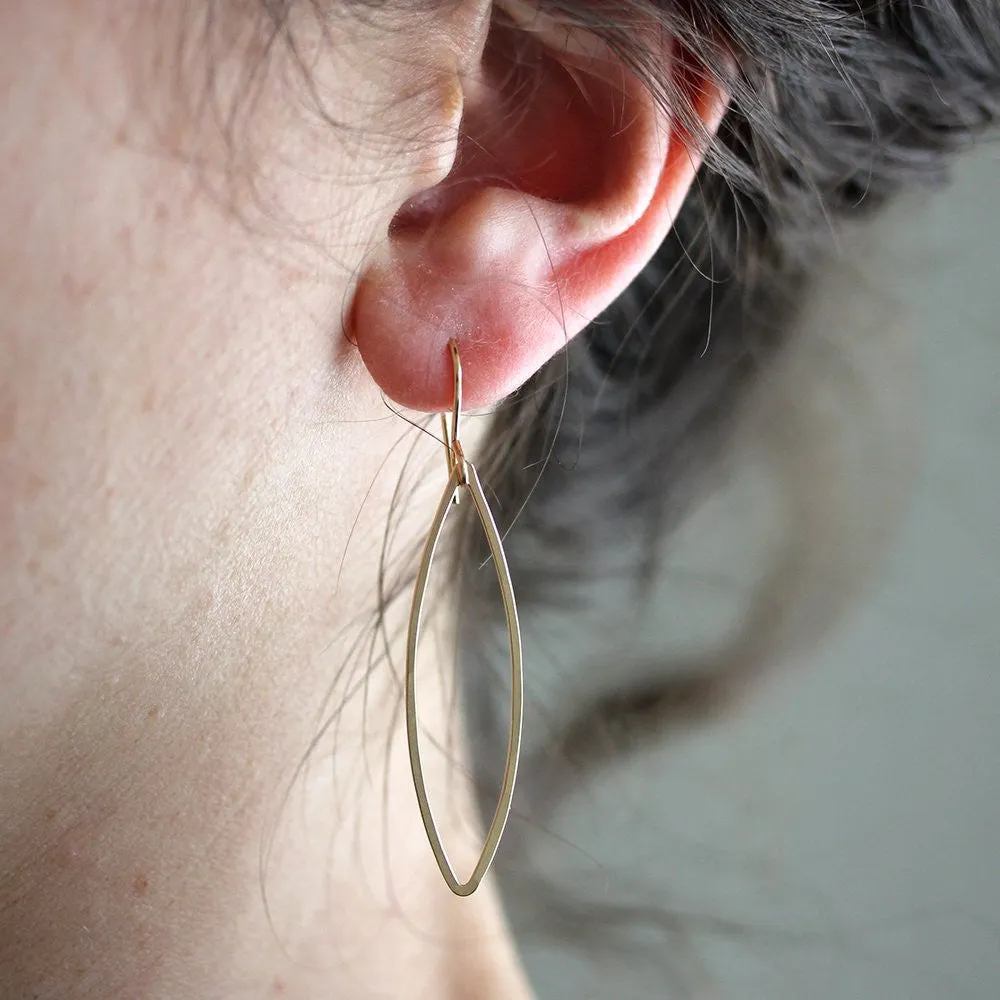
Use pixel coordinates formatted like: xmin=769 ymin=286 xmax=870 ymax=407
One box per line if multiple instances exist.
xmin=439 ymin=339 xmax=463 ymax=503
xmin=405 ymin=339 xmax=524 ymax=897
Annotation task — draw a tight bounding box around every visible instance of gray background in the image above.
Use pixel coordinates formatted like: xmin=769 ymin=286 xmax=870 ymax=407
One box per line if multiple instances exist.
xmin=516 ymin=146 xmax=1000 ymax=999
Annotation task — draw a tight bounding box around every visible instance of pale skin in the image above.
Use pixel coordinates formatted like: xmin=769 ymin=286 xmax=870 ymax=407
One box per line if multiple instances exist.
xmin=0 ymin=2 xmax=723 ymax=997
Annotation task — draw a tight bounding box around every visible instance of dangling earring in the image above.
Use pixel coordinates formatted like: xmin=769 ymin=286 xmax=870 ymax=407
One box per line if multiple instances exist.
xmin=404 ymin=338 xmax=524 ymax=897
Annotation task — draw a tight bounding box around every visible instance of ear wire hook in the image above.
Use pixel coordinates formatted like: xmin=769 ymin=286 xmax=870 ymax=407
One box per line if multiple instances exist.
xmin=440 ymin=338 xmax=466 ymax=501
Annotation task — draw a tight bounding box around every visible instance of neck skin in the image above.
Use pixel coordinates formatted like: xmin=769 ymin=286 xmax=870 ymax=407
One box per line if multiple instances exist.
xmin=0 ymin=417 xmax=533 ymax=1000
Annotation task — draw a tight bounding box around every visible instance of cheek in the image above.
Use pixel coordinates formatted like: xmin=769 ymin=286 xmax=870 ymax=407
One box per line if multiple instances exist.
xmin=0 ymin=215 xmax=320 ymax=698
xmin=0 ymin=0 xmax=449 ymax=710
xmin=0 ymin=91 xmax=333 ymax=713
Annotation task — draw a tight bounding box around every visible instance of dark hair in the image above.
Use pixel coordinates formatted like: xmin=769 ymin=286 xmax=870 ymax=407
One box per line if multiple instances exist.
xmin=257 ymin=0 xmax=1000 ymax=981
xmin=448 ymin=0 xmax=1000 ymax=930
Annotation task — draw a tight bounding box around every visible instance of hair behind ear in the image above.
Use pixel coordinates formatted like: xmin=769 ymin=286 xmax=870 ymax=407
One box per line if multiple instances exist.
xmin=456 ymin=0 xmax=1000 ymax=949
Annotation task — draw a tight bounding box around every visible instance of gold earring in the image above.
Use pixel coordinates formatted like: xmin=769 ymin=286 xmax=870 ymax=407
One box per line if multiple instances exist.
xmin=404 ymin=338 xmax=524 ymax=897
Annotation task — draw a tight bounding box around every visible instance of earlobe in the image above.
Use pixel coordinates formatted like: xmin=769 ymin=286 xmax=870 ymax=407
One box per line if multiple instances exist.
xmin=349 ymin=12 xmax=728 ymax=412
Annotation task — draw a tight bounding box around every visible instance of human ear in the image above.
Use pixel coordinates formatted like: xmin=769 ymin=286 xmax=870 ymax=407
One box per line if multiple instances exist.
xmin=349 ymin=1 xmax=729 ymax=411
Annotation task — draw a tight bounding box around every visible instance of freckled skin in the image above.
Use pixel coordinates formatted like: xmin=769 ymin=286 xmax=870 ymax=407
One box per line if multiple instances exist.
xmin=0 ymin=3 xmax=533 ymax=999
xmin=0 ymin=0 xmax=711 ymax=995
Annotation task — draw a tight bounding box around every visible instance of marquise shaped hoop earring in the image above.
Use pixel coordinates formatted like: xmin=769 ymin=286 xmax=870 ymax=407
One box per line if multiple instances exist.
xmin=404 ymin=338 xmax=524 ymax=897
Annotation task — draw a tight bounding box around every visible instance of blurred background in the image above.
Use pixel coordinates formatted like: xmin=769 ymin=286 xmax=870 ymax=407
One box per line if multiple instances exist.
xmin=508 ymin=145 xmax=1000 ymax=999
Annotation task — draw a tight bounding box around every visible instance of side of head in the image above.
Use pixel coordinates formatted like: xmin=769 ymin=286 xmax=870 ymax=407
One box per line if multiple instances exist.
xmin=0 ymin=1 xmax=997 ymax=998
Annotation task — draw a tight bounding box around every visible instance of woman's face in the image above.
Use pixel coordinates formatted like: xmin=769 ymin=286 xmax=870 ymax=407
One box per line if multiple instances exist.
xmin=0 ymin=4 xmax=533 ymax=998
xmin=0 ymin=1 xmax=716 ymax=995
xmin=0 ymin=1 xmax=465 ymax=719
xmin=0 ymin=0 xmax=713 ymax=716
